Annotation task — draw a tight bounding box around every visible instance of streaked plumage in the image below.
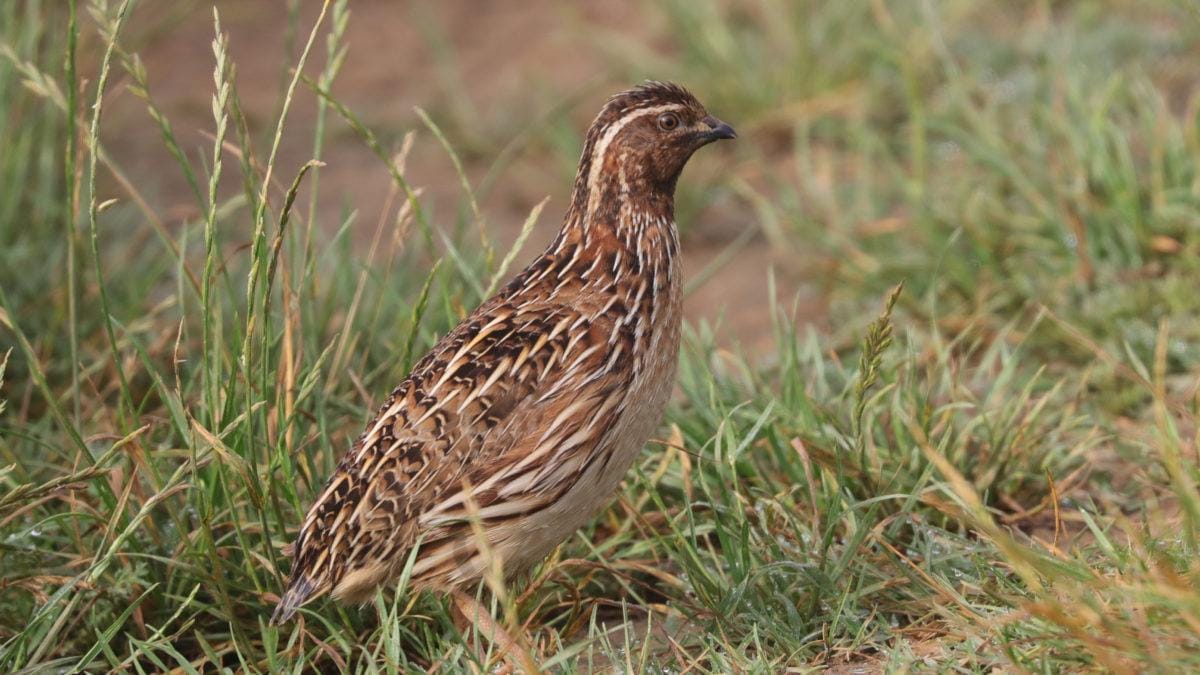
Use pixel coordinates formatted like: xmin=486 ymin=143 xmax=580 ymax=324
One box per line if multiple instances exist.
xmin=273 ymin=82 xmax=735 ymax=623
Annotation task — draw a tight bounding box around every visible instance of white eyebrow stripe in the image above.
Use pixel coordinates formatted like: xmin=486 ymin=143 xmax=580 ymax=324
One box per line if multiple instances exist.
xmin=585 ymin=103 xmax=683 ymax=220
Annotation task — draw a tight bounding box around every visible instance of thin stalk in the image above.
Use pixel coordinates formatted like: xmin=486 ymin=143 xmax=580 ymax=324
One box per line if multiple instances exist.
xmin=203 ymin=8 xmax=232 ymax=431
xmin=84 ymin=0 xmax=136 ymax=425
xmin=239 ymin=0 xmax=331 ymax=417
xmin=64 ymin=0 xmax=79 ymax=425
xmin=303 ymin=0 xmax=350 ymax=277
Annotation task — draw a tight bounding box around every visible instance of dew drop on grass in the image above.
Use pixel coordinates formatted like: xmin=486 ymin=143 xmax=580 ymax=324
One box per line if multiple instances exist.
xmin=993 ymin=77 xmax=1020 ymax=102
xmin=935 ymin=141 xmax=961 ymax=161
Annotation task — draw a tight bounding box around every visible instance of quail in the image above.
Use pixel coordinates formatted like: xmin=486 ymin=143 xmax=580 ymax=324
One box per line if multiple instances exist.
xmin=273 ymin=81 xmax=736 ymax=624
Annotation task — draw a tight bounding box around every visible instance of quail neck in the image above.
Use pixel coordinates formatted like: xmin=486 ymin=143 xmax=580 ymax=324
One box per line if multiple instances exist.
xmin=272 ymin=81 xmax=734 ymax=624
xmin=506 ymin=82 xmax=734 ymax=369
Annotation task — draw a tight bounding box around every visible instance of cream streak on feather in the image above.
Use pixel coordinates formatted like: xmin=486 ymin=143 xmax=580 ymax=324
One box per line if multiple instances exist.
xmin=584 ymin=103 xmax=683 ymax=221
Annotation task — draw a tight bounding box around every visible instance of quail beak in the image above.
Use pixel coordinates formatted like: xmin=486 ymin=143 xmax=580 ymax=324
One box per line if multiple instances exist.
xmin=700 ymin=115 xmax=737 ymax=141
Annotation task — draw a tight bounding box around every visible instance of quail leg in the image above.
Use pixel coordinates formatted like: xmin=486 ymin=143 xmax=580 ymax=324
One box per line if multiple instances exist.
xmin=450 ymin=590 xmax=540 ymax=674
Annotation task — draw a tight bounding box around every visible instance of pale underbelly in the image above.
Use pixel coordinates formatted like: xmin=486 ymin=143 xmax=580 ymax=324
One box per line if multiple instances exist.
xmin=449 ymin=349 xmax=677 ymax=584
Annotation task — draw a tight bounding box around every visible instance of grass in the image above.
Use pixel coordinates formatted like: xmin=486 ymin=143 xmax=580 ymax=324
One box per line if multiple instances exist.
xmin=3 ymin=0 xmax=1200 ymax=671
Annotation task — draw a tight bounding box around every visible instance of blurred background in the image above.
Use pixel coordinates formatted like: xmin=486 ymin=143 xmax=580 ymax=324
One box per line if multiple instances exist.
xmin=10 ymin=0 xmax=1200 ymax=358
xmin=5 ymin=0 xmax=1200 ymax=670
xmin=89 ymin=0 xmax=832 ymax=352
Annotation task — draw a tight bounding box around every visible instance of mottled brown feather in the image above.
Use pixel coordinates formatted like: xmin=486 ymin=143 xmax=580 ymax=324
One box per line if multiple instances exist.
xmin=272 ymin=81 xmax=733 ymax=623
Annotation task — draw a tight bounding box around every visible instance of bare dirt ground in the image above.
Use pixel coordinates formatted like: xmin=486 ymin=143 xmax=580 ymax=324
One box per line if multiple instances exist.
xmin=100 ymin=0 xmax=823 ymax=353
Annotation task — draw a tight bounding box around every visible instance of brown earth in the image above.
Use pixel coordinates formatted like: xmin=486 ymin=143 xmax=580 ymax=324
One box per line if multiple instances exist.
xmin=97 ymin=0 xmax=824 ymax=354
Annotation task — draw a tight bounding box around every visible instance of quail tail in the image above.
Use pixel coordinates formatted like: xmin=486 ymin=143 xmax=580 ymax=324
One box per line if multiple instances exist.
xmin=271 ymin=576 xmax=316 ymax=625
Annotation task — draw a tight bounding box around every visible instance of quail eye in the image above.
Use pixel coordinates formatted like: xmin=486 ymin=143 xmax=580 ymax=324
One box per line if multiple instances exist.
xmin=657 ymin=113 xmax=680 ymax=131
